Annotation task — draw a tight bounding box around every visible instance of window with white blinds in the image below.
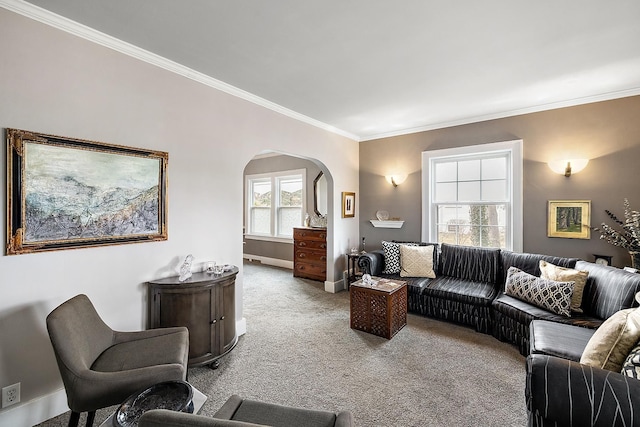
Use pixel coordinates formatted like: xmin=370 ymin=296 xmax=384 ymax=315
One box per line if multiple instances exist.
xmin=422 ymin=140 xmax=523 ymax=251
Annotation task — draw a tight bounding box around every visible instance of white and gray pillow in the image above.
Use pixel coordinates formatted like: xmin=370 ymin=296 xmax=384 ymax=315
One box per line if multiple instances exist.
xmin=505 ymin=266 xmax=574 ymax=317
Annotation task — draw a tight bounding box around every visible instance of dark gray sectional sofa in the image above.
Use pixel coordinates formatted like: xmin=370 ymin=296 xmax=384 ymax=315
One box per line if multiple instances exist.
xmin=359 ymin=242 xmax=640 ymax=426
xmin=358 ymin=243 xmax=640 ymax=354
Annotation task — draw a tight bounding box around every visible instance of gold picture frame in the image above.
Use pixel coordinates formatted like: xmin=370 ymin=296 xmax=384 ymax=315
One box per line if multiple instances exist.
xmin=6 ymin=128 xmax=168 ymax=255
xmin=342 ymin=192 xmax=355 ymax=218
xmin=547 ymin=200 xmax=591 ymax=239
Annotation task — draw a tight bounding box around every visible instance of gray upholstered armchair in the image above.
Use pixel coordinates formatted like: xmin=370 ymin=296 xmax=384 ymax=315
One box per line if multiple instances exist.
xmin=46 ymin=294 xmax=189 ymax=427
xmin=138 ymin=394 xmax=354 ymax=427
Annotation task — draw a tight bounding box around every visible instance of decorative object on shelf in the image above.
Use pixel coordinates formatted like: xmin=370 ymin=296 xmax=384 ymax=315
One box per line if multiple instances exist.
xmin=593 ymin=254 xmax=613 ymax=266
xmin=376 ymin=210 xmax=390 ymax=221
xmin=179 ymin=254 xmax=194 ymax=282
xmin=342 ymin=192 xmax=356 ymax=218
xmin=548 ymin=159 xmax=589 ymax=177
xmin=361 ymin=236 xmax=366 ymax=254
xmin=304 ymin=213 xmax=310 ymax=227
xmin=593 ymin=199 xmax=640 ymax=269
xmin=309 ymin=213 xmax=327 ymax=228
xmin=205 ymin=262 xmax=215 ymax=273
xmin=370 ymin=220 xmax=405 ymax=228
xmin=547 ymin=200 xmax=591 ymax=239
xmin=5 ymin=128 xmax=168 ymax=255
xmin=213 ymin=263 xmax=225 ymax=275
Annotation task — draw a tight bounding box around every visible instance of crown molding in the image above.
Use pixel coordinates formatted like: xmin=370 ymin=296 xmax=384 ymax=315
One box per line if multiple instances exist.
xmin=0 ymin=0 xmax=360 ymax=142
xmin=360 ymin=87 xmax=640 ymax=141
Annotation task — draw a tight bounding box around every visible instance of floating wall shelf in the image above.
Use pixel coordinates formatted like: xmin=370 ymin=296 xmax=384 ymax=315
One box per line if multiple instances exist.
xmin=369 ymin=220 xmax=405 ymax=229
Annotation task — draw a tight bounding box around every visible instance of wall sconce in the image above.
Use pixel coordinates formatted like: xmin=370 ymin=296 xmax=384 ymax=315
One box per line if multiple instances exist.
xmin=385 ymin=174 xmax=407 ymax=187
xmin=548 ymin=159 xmax=589 ymax=177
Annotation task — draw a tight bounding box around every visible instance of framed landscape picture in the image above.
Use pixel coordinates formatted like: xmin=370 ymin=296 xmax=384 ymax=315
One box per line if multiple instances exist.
xmin=547 ymin=200 xmax=591 ymax=239
xmin=6 ymin=128 xmax=168 ymax=255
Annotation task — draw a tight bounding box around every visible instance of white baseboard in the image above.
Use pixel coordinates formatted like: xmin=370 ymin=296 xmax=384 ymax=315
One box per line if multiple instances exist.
xmin=0 ymin=387 xmax=68 ymax=427
xmin=242 ymin=254 xmax=293 ymax=270
xmin=324 ymin=277 xmax=347 ymax=293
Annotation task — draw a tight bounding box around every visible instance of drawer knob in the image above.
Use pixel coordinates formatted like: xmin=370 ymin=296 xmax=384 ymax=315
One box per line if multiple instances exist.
xmin=220 ymin=316 xmax=225 ymax=320
xmin=210 ymin=319 xmax=217 ymax=324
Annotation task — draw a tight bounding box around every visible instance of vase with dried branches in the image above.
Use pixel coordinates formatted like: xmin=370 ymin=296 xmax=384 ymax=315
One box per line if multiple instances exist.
xmin=594 ymin=199 xmax=640 ymax=268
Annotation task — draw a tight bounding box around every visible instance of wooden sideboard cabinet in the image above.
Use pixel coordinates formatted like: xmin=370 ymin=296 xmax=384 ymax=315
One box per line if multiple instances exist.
xmin=293 ymin=227 xmax=327 ymax=281
xmin=148 ymin=267 xmax=238 ymax=368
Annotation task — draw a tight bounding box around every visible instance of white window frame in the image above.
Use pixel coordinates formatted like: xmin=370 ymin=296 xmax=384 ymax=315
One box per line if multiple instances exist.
xmin=245 ymin=169 xmax=306 ymax=243
xmin=421 ymin=140 xmax=523 ymax=251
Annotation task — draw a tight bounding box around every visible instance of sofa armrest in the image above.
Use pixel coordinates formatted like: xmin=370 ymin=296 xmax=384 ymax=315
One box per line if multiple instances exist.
xmin=358 ymin=250 xmax=384 ymax=276
xmin=526 ymin=354 xmax=640 ymax=427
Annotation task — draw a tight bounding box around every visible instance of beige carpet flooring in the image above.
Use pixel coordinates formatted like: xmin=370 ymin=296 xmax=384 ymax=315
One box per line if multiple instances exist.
xmin=37 ymin=260 xmax=527 ymax=427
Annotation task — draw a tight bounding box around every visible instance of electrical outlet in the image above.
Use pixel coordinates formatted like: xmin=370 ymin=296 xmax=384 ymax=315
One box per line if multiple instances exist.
xmin=2 ymin=383 xmax=20 ymax=408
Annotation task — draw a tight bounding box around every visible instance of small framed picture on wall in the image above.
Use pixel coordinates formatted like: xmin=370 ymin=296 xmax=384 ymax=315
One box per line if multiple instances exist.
xmin=547 ymin=200 xmax=591 ymax=239
xmin=342 ymin=192 xmax=355 ymax=218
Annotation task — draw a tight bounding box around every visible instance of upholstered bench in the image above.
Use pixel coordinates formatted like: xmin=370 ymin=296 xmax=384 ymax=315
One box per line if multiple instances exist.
xmin=138 ymin=394 xmax=354 ymax=427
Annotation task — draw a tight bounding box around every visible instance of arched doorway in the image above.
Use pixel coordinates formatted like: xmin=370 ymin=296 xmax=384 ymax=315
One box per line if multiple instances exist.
xmin=241 ymin=151 xmax=334 ymax=285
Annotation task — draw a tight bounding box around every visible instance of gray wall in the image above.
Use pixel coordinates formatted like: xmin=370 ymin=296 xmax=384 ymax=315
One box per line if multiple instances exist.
xmin=243 ymin=155 xmax=322 ymax=262
xmin=359 ymin=96 xmax=640 ymax=267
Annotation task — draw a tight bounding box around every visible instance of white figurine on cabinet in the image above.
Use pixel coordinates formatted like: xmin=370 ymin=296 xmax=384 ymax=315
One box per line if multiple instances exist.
xmin=179 ymin=254 xmax=194 ymax=282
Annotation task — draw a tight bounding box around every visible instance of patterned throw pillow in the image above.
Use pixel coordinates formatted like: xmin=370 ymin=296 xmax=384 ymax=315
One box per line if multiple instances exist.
xmin=581 ymin=307 xmax=640 ymax=372
xmin=539 ymin=260 xmax=589 ymax=313
xmin=504 ymin=266 xmax=574 ymax=317
xmin=621 ymin=342 xmax=640 ymax=379
xmin=381 ymin=241 xmax=402 ymax=274
xmin=399 ymin=245 xmax=436 ymax=278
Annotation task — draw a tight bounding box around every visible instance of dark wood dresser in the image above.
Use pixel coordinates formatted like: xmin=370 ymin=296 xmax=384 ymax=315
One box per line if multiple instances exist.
xmin=147 ymin=267 xmax=238 ymax=368
xmin=293 ymin=227 xmax=327 ymax=281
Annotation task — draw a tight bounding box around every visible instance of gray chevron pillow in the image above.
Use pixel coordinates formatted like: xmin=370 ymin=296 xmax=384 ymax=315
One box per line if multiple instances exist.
xmin=505 ymin=266 xmax=574 ymax=317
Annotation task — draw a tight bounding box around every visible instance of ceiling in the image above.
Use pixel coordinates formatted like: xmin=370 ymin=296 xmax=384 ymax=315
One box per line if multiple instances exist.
xmin=9 ymin=0 xmax=640 ymax=141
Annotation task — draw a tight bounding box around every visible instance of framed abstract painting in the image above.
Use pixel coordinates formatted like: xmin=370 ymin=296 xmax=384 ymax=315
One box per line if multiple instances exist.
xmin=6 ymin=128 xmax=168 ymax=255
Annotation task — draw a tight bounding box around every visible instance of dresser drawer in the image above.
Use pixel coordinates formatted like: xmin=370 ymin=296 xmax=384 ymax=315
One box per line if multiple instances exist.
xmin=293 ymin=228 xmax=327 ymax=242
xmin=295 ymin=248 xmax=327 ymax=264
xmin=294 ymin=239 xmax=327 ymax=250
xmin=294 ymin=261 xmax=327 ymax=281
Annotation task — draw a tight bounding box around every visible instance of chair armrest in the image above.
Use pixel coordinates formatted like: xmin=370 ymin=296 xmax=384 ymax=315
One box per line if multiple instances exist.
xmin=139 ymin=409 xmax=266 ymax=427
xmin=526 ymin=354 xmax=640 ymax=427
xmin=335 ymin=411 xmax=354 ymax=427
xmin=113 ymin=326 xmax=189 ymax=344
xmin=358 ymin=250 xmax=384 ymax=276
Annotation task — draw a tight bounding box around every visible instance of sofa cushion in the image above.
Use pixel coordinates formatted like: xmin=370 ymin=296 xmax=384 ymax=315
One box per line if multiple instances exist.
xmin=381 ymin=241 xmax=420 ymax=274
xmin=576 ymin=260 xmax=640 ymax=320
xmin=505 ymin=267 xmax=574 ymax=317
xmin=399 ymin=244 xmax=436 ymax=278
xmin=439 ymin=243 xmax=501 ymax=284
xmin=621 ymin=342 xmax=640 ymax=379
xmin=381 ymin=241 xmax=403 ymax=274
xmin=492 ymin=294 xmax=603 ymax=328
xmin=424 ymin=276 xmax=497 ymax=306
xmin=539 ymin=260 xmax=589 ymax=313
xmin=501 ymin=250 xmax=578 ymax=284
xmin=529 ymin=319 xmax=594 ymax=362
xmin=580 ymin=307 xmax=640 ymax=372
